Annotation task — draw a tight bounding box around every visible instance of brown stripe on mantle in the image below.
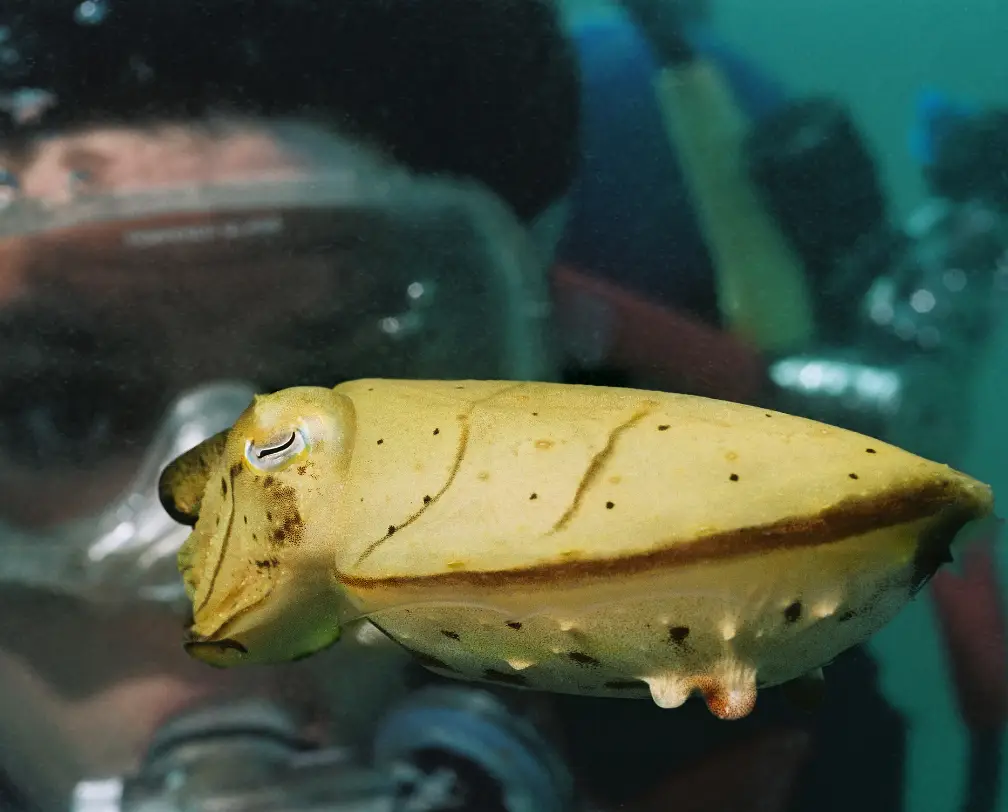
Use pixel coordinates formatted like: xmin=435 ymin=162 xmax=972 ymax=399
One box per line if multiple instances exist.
xmin=337 ymin=478 xmax=987 ymax=589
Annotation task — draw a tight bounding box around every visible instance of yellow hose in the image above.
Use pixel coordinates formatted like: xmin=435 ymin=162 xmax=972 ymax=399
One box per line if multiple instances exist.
xmin=654 ymin=60 xmax=816 ymax=353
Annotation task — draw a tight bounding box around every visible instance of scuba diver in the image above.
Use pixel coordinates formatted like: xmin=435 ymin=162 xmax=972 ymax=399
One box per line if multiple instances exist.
xmin=0 ymin=1 xmax=1003 ymax=811
xmin=0 ymin=1 xmax=574 ymax=808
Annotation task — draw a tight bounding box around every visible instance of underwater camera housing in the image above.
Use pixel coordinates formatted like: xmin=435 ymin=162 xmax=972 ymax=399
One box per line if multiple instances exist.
xmin=744 ymin=96 xmax=891 ymax=341
xmin=72 ymin=686 xmax=574 ymax=812
xmin=747 ymin=96 xmax=1008 ymax=464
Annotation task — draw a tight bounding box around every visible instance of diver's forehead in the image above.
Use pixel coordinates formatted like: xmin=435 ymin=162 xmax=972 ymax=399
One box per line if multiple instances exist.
xmin=17 ymin=121 xmax=307 ymax=203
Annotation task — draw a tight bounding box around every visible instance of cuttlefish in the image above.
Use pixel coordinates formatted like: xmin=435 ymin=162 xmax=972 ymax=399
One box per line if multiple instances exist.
xmin=159 ymin=379 xmax=995 ymax=719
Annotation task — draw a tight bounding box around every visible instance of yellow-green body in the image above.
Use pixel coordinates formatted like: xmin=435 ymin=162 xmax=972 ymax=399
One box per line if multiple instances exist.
xmin=162 ymin=379 xmax=995 ymax=720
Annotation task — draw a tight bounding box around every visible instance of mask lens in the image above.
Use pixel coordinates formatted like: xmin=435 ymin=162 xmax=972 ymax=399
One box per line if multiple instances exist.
xmin=0 ymin=171 xmax=552 ymax=597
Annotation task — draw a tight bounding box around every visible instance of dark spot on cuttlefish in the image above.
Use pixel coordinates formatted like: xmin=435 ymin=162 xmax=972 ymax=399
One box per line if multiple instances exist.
xmin=567 ymin=651 xmax=600 ymax=666
xmin=668 ymin=626 xmax=690 ymax=644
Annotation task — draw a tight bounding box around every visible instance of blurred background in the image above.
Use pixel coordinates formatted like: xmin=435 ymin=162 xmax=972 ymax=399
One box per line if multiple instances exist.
xmin=652 ymin=4 xmax=1008 ymax=811
xmin=0 ymin=1 xmax=1005 ymax=811
xmin=707 ymin=0 xmax=1008 ymax=217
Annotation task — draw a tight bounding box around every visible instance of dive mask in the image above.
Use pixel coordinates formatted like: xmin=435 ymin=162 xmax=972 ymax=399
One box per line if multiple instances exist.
xmin=0 ymin=151 xmax=554 ymax=607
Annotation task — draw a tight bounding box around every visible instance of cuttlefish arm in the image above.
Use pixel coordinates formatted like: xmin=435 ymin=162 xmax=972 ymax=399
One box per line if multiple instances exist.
xmin=158 ymin=430 xmax=230 ymax=527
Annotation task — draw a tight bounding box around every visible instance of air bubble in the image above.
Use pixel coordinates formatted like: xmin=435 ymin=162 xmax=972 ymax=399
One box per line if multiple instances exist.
xmin=894 ymin=317 xmax=917 ymax=342
xmin=943 ymin=268 xmax=967 ymax=292
xmin=75 ymin=0 xmax=109 ymax=25
xmin=909 ymin=288 xmax=936 ymax=314
xmin=0 ymin=168 xmax=19 ymax=210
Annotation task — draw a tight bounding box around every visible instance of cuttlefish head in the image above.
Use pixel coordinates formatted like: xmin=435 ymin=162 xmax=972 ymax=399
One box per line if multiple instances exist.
xmin=158 ymin=386 xmax=357 ymax=667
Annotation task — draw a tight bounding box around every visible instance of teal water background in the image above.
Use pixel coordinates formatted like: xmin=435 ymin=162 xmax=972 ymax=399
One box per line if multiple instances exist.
xmin=564 ymin=2 xmax=1008 ymax=808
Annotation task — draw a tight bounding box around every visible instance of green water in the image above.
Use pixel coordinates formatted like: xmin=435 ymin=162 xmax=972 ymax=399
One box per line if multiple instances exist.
xmin=563 ymin=3 xmax=1008 ymax=808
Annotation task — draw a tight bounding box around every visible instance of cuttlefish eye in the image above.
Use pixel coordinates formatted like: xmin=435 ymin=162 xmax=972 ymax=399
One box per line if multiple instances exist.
xmin=244 ymin=428 xmax=308 ymax=472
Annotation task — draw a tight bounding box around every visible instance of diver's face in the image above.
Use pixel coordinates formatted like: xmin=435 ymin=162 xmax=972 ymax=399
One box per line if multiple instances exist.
xmin=0 ymin=122 xmax=383 ymax=530
xmin=0 ymin=120 xmax=315 ymax=808
xmin=0 ymin=119 xmax=413 ymax=809
xmin=0 ymin=118 xmax=541 ymax=533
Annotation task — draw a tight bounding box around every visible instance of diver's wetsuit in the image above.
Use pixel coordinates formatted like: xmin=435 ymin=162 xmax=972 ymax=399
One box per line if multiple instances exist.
xmin=556 ymin=13 xmax=789 ymax=324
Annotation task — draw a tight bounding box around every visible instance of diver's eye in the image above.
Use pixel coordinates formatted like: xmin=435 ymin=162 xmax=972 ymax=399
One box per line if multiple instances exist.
xmin=245 ymin=429 xmax=307 ymax=471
